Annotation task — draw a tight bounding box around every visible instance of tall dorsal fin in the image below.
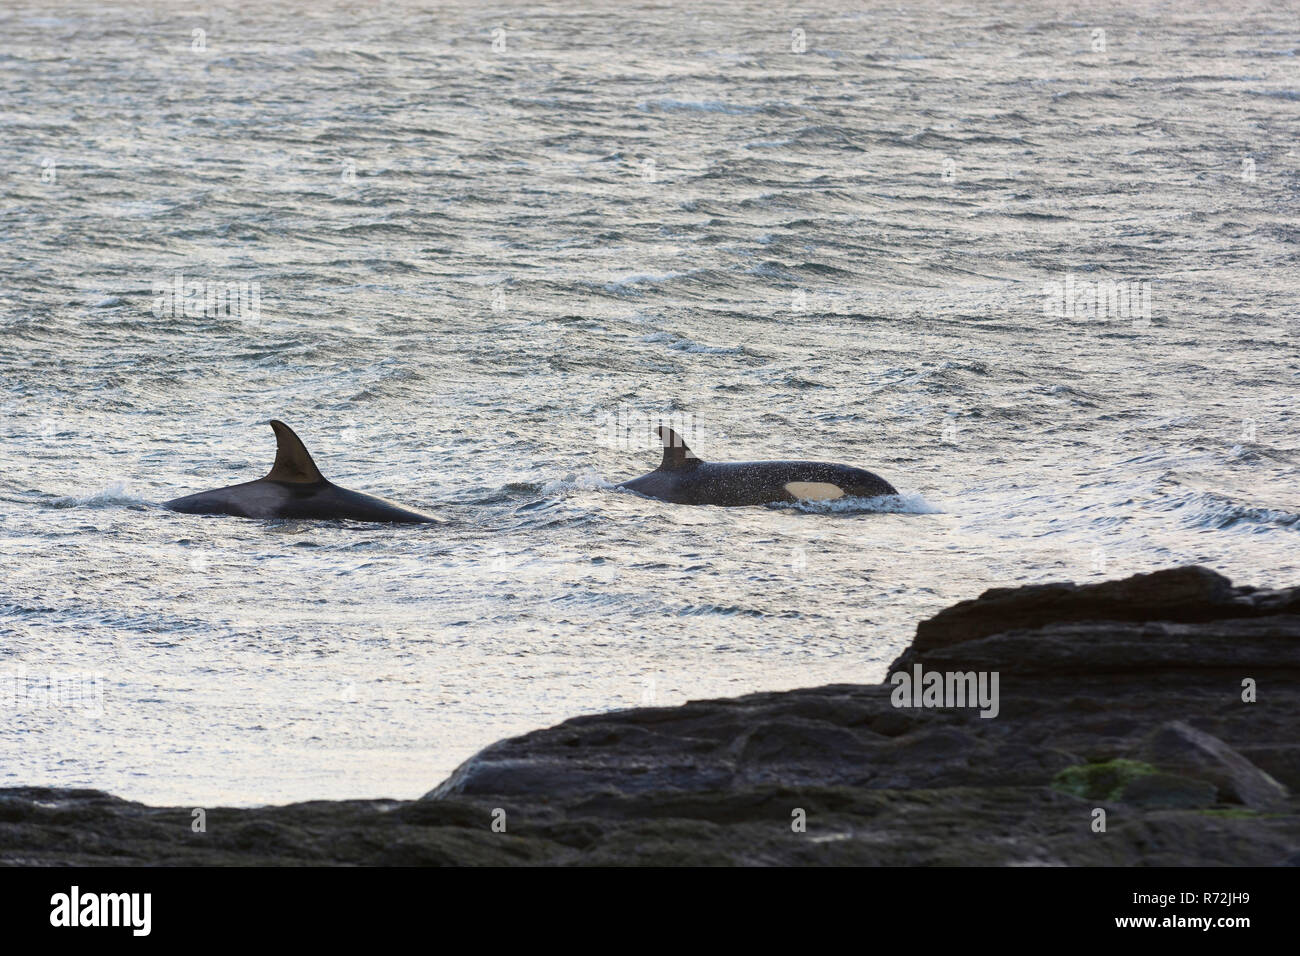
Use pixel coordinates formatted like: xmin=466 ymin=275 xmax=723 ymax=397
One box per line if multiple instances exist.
xmin=264 ymin=420 xmax=326 ymax=483
xmin=657 ymin=425 xmax=700 ymax=471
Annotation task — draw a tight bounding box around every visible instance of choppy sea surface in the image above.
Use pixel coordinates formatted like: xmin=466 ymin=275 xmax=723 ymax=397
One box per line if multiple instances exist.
xmin=1 ymin=0 xmax=1297 ymax=806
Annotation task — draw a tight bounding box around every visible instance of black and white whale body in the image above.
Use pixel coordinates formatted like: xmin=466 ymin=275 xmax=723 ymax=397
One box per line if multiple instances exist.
xmin=164 ymin=420 xmax=437 ymax=524
xmin=618 ymin=426 xmax=898 ymax=507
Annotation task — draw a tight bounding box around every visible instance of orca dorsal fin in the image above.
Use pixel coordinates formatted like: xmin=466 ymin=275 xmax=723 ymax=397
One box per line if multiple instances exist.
xmin=264 ymin=420 xmax=326 ymax=483
xmin=657 ymin=425 xmax=700 ymax=471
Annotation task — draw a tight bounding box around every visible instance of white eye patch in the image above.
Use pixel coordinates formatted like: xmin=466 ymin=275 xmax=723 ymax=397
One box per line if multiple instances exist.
xmin=784 ymin=481 xmax=845 ymax=501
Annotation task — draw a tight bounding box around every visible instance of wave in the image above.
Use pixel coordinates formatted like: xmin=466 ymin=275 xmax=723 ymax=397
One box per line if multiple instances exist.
xmin=537 ymin=473 xmax=618 ymax=495
xmin=638 ymin=331 xmax=745 ymax=355
xmin=1182 ymin=494 xmax=1300 ymax=532
xmin=43 ymin=482 xmax=154 ymax=509
xmin=636 ymin=98 xmax=763 ymax=115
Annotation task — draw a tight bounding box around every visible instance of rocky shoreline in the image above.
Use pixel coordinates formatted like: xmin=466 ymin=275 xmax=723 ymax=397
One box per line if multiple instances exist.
xmin=3 ymin=566 xmax=1297 ymax=865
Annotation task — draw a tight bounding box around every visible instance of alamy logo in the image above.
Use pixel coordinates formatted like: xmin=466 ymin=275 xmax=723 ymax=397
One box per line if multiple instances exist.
xmin=1042 ymin=272 xmax=1151 ymax=324
xmin=595 ymin=406 xmax=700 ymax=451
xmin=152 ymin=274 xmax=262 ymax=320
xmin=50 ymin=886 xmax=151 ymax=936
xmin=890 ymin=665 xmax=1000 ymax=718
xmin=2 ymin=669 xmax=104 ymax=714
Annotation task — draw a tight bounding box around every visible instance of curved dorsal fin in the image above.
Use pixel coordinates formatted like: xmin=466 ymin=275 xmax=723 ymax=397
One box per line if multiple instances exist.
xmin=264 ymin=420 xmax=326 ymax=483
xmin=657 ymin=425 xmax=700 ymax=471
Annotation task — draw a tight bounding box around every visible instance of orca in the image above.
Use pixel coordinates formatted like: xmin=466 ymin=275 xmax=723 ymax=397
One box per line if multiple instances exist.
xmin=617 ymin=426 xmax=898 ymax=507
xmin=164 ymin=420 xmax=438 ymax=524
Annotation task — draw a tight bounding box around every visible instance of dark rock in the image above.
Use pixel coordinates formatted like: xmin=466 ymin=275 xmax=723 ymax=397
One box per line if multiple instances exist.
xmin=1237 ymin=744 xmax=1300 ymax=791
xmin=1118 ymin=773 xmax=1218 ymax=809
xmin=1140 ymin=721 xmax=1289 ymax=809
xmin=895 ymin=617 xmax=1300 ymax=677
xmin=890 ymin=565 xmax=1300 ymax=674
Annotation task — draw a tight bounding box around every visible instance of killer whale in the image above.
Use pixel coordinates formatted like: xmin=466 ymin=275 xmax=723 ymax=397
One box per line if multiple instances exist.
xmin=164 ymin=420 xmax=438 ymax=524
xmin=618 ymin=426 xmax=898 ymax=507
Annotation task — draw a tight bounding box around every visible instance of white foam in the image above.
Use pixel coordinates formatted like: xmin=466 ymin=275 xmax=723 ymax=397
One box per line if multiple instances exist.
xmin=45 ymin=482 xmax=152 ymax=509
xmin=785 ymin=491 xmax=944 ymax=515
xmin=540 ymin=472 xmax=617 ymax=495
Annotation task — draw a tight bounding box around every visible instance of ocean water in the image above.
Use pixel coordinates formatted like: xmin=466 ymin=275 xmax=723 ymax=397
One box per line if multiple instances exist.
xmin=1 ymin=0 xmax=1297 ymax=806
